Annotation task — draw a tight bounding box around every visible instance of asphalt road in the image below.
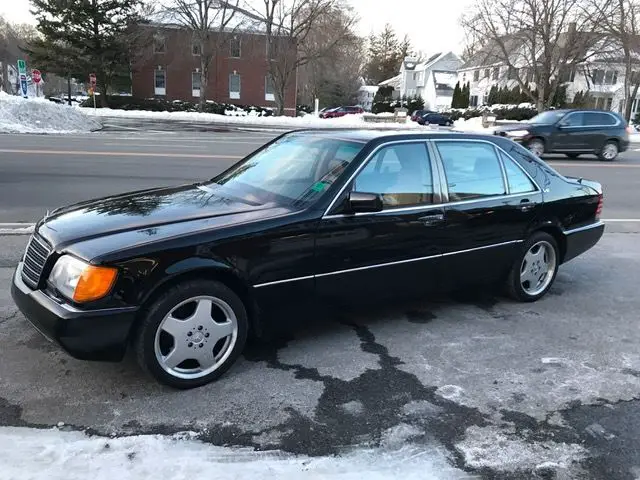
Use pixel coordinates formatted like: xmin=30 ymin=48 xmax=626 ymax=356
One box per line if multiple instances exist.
xmin=1 ymin=129 xmax=639 ymax=223
xmin=1 ymin=129 xmax=640 ymax=479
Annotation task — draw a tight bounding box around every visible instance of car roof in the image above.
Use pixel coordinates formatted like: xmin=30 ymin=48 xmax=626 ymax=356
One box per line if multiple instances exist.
xmin=284 ymin=128 xmax=493 ymax=143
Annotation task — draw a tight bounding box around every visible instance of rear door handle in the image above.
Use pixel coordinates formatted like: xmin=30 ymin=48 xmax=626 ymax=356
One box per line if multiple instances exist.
xmin=418 ymin=213 xmax=445 ymax=226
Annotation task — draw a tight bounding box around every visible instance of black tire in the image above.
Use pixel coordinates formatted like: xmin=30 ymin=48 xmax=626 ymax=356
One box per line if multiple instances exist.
xmin=527 ymin=138 xmax=545 ymax=157
xmin=598 ymin=140 xmax=619 ymax=161
xmin=505 ymin=232 xmax=560 ymax=302
xmin=566 ymin=153 xmax=580 ymax=159
xmin=135 ymin=279 xmax=248 ymax=389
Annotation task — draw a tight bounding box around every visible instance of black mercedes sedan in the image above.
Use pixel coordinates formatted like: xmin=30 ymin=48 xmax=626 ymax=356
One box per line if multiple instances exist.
xmin=493 ymin=109 xmax=631 ymax=161
xmin=11 ymin=129 xmax=605 ymax=389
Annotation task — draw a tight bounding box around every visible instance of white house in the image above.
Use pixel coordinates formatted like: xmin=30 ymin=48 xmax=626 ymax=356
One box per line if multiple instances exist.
xmin=456 ymin=30 xmax=640 ymax=117
xmin=379 ymin=52 xmax=463 ymax=110
xmin=357 ymin=84 xmax=379 ymax=111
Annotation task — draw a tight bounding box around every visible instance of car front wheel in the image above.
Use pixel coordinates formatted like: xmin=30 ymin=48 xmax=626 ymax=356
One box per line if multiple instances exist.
xmin=598 ymin=140 xmax=619 ymax=161
xmin=135 ymin=279 xmax=248 ymax=389
xmin=505 ymin=232 xmax=559 ymax=302
xmin=527 ymin=139 xmax=545 ymax=157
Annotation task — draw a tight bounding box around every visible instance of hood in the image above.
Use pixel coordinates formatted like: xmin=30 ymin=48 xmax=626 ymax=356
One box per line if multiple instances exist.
xmin=37 ymin=183 xmax=290 ymax=248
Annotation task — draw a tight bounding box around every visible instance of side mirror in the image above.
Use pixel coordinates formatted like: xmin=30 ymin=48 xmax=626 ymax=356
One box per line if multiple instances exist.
xmin=348 ymin=191 xmax=383 ymax=213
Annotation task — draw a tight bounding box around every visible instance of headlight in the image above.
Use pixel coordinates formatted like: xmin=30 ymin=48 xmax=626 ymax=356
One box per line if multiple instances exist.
xmin=506 ymin=129 xmax=530 ymax=137
xmin=48 ymin=255 xmax=118 ymax=303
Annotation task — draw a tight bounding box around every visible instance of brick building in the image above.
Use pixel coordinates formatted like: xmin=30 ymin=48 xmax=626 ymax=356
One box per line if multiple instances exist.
xmin=132 ymin=24 xmax=297 ymax=115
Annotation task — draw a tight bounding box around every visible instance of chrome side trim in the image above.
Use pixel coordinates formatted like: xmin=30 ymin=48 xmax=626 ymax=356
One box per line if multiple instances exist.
xmin=252 ymin=239 xmax=523 ymax=288
xmin=252 ymin=274 xmax=315 ymax=289
xmin=315 ymin=253 xmax=441 ymax=278
xmin=563 ymin=221 xmax=604 ymax=235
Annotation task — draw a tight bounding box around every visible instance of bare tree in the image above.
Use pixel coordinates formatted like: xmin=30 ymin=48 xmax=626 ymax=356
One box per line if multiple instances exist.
xmin=585 ymin=0 xmax=640 ymax=120
xmin=230 ymin=0 xmax=356 ymax=115
xmin=461 ymin=0 xmax=603 ymax=111
xmin=162 ymin=0 xmax=241 ymax=110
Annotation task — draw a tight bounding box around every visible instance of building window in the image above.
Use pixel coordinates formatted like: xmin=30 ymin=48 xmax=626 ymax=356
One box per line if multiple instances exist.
xmin=473 ymin=70 xmax=480 ymax=81
xmin=153 ymin=35 xmax=166 ymax=53
xmin=604 ymin=70 xmax=617 ymax=85
xmin=265 ymin=75 xmax=275 ymax=101
xmin=154 ymin=68 xmax=166 ymax=95
xmin=230 ymin=37 xmax=241 ymax=58
xmin=470 ymin=95 xmax=478 ymax=107
xmin=192 ymin=71 xmax=201 ymax=97
xmin=560 ymin=67 xmax=576 ymax=83
xmin=192 ymin=41 xmax=201 ymax=56
xmin=492 ymin=67 xmax=499 ymax=80
xmin=606 ymin=96 xmax=613 ymax=110
xmin=484 ymin=68 xmax=490 ymax=78
xmin=507 ymin=66 xmax=517 ymax=80
xmin=229 ymin=73 xmax=240 ymax=99
xmin=592 ymin=69 xmax=604 ymax=85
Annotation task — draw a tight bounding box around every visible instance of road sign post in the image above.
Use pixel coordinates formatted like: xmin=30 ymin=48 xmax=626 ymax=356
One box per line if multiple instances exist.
xmin=89 ymin=73 xmax=97 ymax=112
xmin=32 ymin=69 xmax=41 ymax=97
xmin=17 ymin=60 xmax=28 ymax=98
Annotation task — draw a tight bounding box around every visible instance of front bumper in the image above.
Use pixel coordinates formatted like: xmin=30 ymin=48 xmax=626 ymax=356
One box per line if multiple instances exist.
xmin=563 ymin=221 xmax=605 ymax=264
xmin=11 ymin=262 xmax=138 ymax=362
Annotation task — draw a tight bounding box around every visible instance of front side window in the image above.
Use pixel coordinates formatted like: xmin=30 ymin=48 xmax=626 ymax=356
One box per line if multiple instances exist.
xmin=436 ymin=141 xmax=506 ymax=201
xmin=353 ymin=142 xmax=434 ymax=208
xmin=499 ymin=152 xmax=537 ymax=194
xmin=154 ymin=69 xmax=166 ymax=95
xmin=229 ymin=73 xmax=240 ymax=99
xmin=206 ymin=135 xmax=364 ymax=208
xmin=563 ymin=112 xmax=584 ymax=126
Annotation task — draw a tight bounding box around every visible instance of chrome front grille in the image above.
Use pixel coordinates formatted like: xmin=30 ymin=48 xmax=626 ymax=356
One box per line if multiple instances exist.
xmin=21 ymin=234 xmax=52 ymax=289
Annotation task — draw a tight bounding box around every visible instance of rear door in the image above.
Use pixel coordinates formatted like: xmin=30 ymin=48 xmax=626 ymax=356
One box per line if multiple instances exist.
xmin=583 ymin=111 xmax=618 ymax=150
xmin=431 ymin=139 xmax=543 ymax=289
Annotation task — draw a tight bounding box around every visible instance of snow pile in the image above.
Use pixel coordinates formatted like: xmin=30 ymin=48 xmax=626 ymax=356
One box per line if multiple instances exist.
xmin=453 ymin=116 xmax=497 ymax=134
xmin=90 ymin=107 xmax=423 ymax=130
xmin=0 ymin=426 xmax=469 ymax=480
xmin=0 ymin=92 xmax=102 ymax=134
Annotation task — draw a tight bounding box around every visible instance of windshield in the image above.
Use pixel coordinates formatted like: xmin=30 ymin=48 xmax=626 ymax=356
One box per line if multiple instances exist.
xmin=205 ymin=134 xmax=365 ymax=208
xmin=528 ymin=111 xmax=567 ymax=124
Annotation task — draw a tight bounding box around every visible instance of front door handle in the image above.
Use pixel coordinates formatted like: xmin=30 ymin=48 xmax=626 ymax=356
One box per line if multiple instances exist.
xmin=519 ymin=199 xmax=535 ymax=212
xmin=419 ymin=213 xmax=445 ymax=226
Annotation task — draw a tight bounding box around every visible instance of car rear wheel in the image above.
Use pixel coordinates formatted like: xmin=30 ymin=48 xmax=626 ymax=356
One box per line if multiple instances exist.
xmin=505 ymin=232 xmax=559 ymax=302
xmin=598 ymin=141 xmax=619 ymax=161
xmin=135 ymin=279 xmax=248 ymax=389
xmin=527 ymin=139 xmax=545 ymax=157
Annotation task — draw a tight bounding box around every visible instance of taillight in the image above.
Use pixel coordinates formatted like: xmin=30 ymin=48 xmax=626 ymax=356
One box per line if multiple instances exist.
xmin=595 ymin=193 xmax=603 ymax=219
xmin=626 ymin=125 xmax=634 ymax=134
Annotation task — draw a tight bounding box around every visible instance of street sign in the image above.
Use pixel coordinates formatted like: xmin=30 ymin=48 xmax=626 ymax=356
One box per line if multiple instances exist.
xmin=89 ymin=73 xmax=96 ymax=87
xmin=19 ymin=74 xmax=28 ymax=98
xmin=17 ymin=59 xmax=26 ymax=75
xmin=32 ymin=69 xmax=42 ymax=84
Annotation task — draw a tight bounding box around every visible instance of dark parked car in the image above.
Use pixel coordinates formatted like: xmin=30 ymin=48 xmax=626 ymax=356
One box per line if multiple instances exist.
xmin=12 ymin=130 xmax=605 ymax=389
xmin=418 ymin=113 xmax=454 ymax=126
xmin=493 ymin=109 xmax=631 ymax=161
xmin=410 ymin=109 xmax=435 ymax=121
xmin=320 ymin=106 xmax=364 ymax=118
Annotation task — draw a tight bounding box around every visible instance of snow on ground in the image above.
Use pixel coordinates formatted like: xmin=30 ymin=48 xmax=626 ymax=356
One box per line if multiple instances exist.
xmin=0 ymin=426 xmax=469 ymax=480
xmin=0 ymin=92 xmax=102 ymax=134
xmin=89 ymin=107 xmax=423 ymax=130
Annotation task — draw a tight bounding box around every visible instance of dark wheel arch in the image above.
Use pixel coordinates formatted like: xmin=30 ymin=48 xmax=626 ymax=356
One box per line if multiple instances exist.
xmin=531 ymin=224 xmax=567 ymax=264
xmin=130 ymin=267 xmax=261 ymax=345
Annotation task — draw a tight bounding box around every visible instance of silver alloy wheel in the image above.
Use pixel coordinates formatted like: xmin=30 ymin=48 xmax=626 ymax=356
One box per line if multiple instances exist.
xmin=528 ymin=140 xmax=544 ymax=157
xmin=154 ymin=295 xmax=238 ymax=380
xmin=520 ymin=240 xmax=557 ymax=296
xmin=601 ymin=142 xmax=618 ymax=160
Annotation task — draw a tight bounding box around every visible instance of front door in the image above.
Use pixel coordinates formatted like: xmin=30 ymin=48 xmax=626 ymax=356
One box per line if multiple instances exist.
xmin=551 ymin=111 xmax=589 ymax=151
xmin=431 ymin=139 xmax=543 ymax=289
xmin=315 ymin=140 xmax=447 ymax=302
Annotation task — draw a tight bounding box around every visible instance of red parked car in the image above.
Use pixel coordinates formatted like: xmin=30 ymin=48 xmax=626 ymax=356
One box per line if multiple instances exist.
xmin=321 ymin=106 xmax=364 ymax=118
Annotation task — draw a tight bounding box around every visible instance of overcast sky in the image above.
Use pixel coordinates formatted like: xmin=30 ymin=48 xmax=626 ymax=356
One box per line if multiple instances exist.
xmin=1 ymin=0 xmax=473 ymax=55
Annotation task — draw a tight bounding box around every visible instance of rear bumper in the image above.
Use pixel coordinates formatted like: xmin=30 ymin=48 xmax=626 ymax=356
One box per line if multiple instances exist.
xmin=562 ymin=221 xmax=605 ymax=263
xmin=619 ymin=138 xmax=630 ymax=152
xmin=11 ymin=262 xmax=138 ymax=362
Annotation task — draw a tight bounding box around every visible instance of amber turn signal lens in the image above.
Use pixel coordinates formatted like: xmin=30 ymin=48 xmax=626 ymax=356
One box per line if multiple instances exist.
xmin=72 ymin=265 xmax=118 ymax=303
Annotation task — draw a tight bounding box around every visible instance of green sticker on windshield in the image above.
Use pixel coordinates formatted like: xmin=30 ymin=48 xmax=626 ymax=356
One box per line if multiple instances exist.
xmin=311 ymin=181 xmax=327 ymax=192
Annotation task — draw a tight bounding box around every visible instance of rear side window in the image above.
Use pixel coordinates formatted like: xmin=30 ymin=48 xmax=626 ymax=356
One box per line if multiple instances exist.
xmin=584 ymin=112 xmax=617 ymax=126
xmin=436 ymin=141 xmax=506 ymax=201
xmin=499 ymin=152 xmax=537 ymax=194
